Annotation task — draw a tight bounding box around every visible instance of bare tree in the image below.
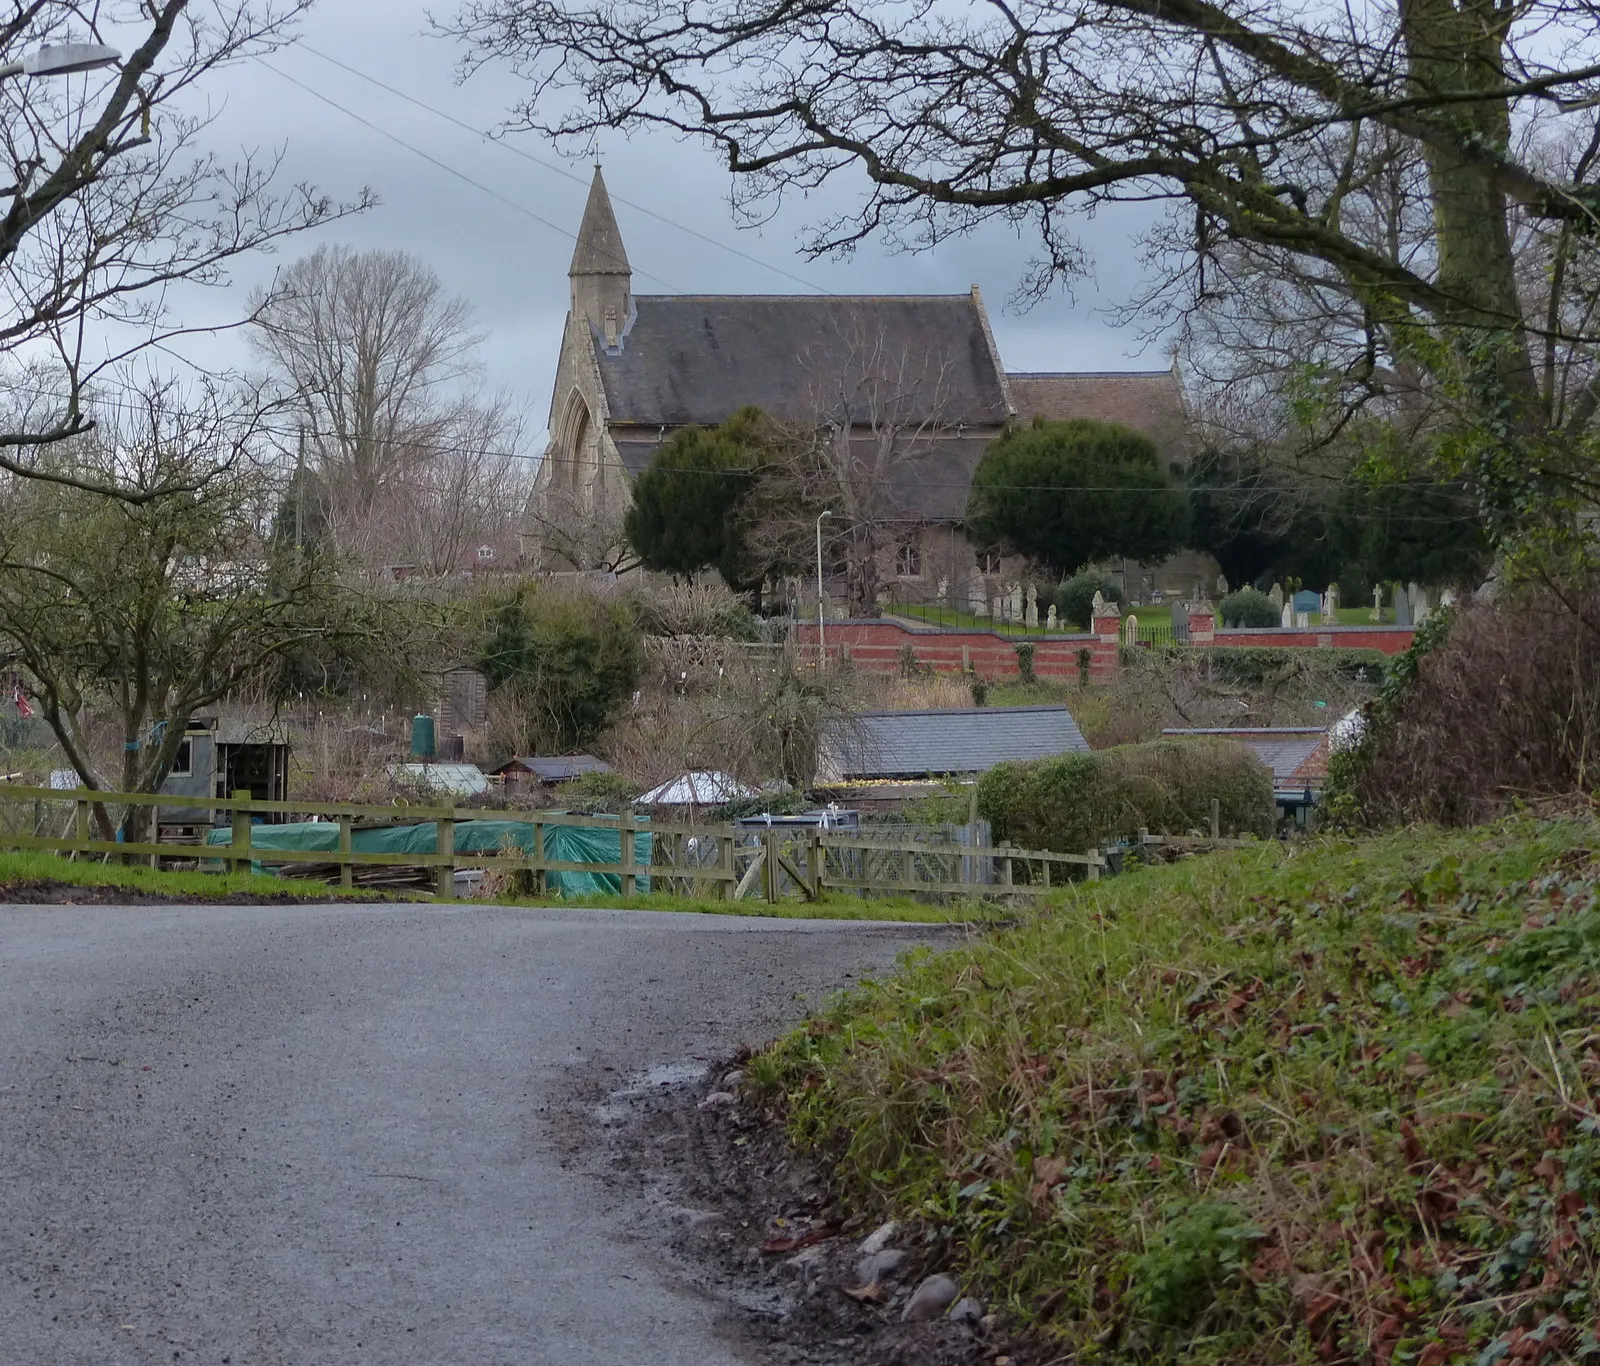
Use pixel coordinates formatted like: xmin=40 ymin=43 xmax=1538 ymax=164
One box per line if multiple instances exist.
xmin=252 ymin=245 xmax=529 ymax=573
xmin=450 ymin=0 xmax=1600 ymax=534
xmin=0 ymin=374 xmax=408 ymax=841
xmin=521 ymin=478 xmax=635 ymax=572
xmin=0 ymin=2 xmax=366 ymax=499
xmin=744 ymin=333 xmax=958 ymax=618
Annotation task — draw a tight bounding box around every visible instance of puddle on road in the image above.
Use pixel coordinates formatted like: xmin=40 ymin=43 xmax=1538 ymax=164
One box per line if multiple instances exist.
xmin=595 ymin=1060 xmax=709 ymax=1127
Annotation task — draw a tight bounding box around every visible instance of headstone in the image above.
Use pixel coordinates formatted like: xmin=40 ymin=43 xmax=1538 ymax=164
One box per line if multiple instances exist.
xmin=1009 ymin=582 xmax=1024 ymax=621
xmin=1281 ymin=601 xmax=1294 ymax=628
xmin=1024 ymin=584 xmax=1039 ymax=627
xmin=1091 ymin=589 xmax=1106 ymax=615
xmin=1046 ymin=604 xmax=1058 ymax=631
xmin=1371 ymin=583 xmax=1383 ymax=622
xmin=1296 ymin=611 xmax=1310 ymax=628
xmin=968 ymin=576 xmax=987 ymax=615
xmin=1440 ymin=588 xmax=1456 ymax=608
xmin=1269 ymin=583 xmax=1285 ymax=613
xmin=1216 ymin=573 xmax=1229 ymax=597
xmin=1326 ymin=582 xmax=1339 ymax=616
xmin=992 ymin=595 xmax=1004 ymax=622
xmin=1410 ymin=583 xmax=1429 ymax=624
xmin=1393 ymin=585 xmax=1412 ymax=627
xmin=1125 ymin=612 xmax=1139 ymax=641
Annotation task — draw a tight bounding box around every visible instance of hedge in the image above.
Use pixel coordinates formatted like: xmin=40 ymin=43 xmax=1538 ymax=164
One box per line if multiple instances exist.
xmin=976 ymin=736 xmax=1277 ymax=852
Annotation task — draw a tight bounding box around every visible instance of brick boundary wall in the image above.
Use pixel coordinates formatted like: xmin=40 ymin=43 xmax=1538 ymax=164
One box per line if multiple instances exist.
xmin=793 ymin=606 xmax=1416 ymax=680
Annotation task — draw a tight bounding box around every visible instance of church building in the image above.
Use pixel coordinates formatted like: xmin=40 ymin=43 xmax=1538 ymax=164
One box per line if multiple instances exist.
xmin=530 ymin=167 xmax=1190 ymax=602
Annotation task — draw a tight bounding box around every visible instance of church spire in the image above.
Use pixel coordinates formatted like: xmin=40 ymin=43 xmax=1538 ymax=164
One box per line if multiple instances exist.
xmin=568 ymin=166 xmax=632 ymax=347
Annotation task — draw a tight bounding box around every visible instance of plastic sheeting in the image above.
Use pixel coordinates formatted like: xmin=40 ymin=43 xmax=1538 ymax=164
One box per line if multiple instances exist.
xmin=205 ymin=817 xmax=652 ymax=895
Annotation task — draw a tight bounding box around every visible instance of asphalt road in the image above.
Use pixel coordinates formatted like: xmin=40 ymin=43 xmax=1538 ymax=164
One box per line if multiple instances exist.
xmin=0 ymin=902 xmax=947 ymax=1366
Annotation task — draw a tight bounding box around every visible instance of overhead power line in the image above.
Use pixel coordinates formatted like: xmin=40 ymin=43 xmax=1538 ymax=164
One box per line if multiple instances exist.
xmin=253 ymin=58 xmax=685 ymax=293
xmin=295 ymin=43 xmax=833 ymax=298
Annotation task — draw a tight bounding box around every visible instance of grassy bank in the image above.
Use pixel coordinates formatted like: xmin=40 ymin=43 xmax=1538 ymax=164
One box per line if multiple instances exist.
xmin=753 ymin=819 xmax=1600 ymax=1363
xmin=0 ymin=850 xmax=984 ymax=922
xmin=0 ymin=849 xmax=386 ymax=902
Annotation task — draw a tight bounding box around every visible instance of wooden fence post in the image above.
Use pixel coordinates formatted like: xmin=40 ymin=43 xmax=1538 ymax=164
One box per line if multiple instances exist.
xmin=764 ymin=829 xmax=778 ymax=903
xmin=1088 ymin=848 xmax=1102 ymax=881
xmin=999 ymin=840 xmax=1013 ymax=888
xmin=435 ymin=801 xmax=455 ymax=899
xmin=231 ymin=790 xmax=253 ymax=876
xmin=533 ymin=820 xmax=546 ymax=896
xmin=620 ymin=811 xmax=636 ymax=898
xmin=1210 ymin=798 xmax=1221 ymax=841
xmin=73 ymin=798 xmax=89 ymax=856
xmin=338 ymin=817 xmax=353 ymax=890
xmin=718 ymin=831 xmax=734 ymax=900
xmin=808 ymin=828 xmax=822 ymax=900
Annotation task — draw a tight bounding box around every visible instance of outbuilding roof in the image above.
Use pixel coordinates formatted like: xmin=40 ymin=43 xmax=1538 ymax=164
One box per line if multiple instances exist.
xmin=1160 ymin=727 xmax=1330 ymax=790
xmin=492 ymin=754 xmax=612 ymax=783
xmin=832 ymin=705 xmax=1091 ymax=780
xmin=636 ymin=770 xmax=761 ymax=806
xmin=1007 ymin=369 xmax=1190 ymax=453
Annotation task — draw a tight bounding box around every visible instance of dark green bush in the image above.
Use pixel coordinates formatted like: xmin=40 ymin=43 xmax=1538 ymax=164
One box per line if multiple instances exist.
xmin=1015 ymin=641 xmax=1036 ymax=683
xmin=977 ymin=736 xmax=1276 ymax=851
xmin=479 ymin=585 xmax=642 ymax=751
xmin=1218 ymin=586 xmax=1279 ymax=628
xmin=1054 ymin=570 xmax=1123 ymax=629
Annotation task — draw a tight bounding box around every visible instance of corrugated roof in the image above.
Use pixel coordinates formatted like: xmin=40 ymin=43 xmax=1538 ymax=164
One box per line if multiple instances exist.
xmin=388 ymin=762 xmax=490 ymax=797
xmin=1161 ymin=728 xmax=1329 ymax=789
xmin=1007 ymin=370 xmax=1190 ymax=454
xmin=596 ymin=294 xmax=1010 ymax=428
xmin=835 ymin=705 xmax=1091 ymax=779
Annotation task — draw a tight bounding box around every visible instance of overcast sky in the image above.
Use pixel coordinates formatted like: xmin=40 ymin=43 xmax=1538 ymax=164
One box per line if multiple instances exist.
xmin=163 ymin=0 xmax=1173 ymax=440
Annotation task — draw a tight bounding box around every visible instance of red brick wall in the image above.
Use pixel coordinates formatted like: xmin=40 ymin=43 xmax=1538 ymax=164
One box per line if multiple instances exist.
xmin=792 ymin=620 xmax=1097 ymax=679
xmin=793 ymin=618 xmax=1417 ymax=677
xmin=1211 ymin=627 xmax=1416 ymax=655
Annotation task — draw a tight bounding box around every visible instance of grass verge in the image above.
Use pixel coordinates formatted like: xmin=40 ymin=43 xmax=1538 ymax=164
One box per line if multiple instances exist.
xmin=0 ymin=850 xmax=987 ymax=922
xmin=752 ymin=818 xmax=1600 ymax=1364
xmin=0 ymin=849 xmax=387 ymax=902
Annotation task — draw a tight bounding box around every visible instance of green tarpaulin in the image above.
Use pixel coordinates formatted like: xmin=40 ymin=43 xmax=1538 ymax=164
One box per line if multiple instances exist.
xmin=205 ymin=817 xmax=651 ymax=895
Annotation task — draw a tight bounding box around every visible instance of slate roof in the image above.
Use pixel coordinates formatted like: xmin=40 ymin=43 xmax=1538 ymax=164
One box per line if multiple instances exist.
xmin=834 ymin=705 xmax=1091 ymax=780
xmin=1160 ymin=728 xmax=1330 ymax=790
xmin=596 ymin=294 xmax=1011 ymax=429
xmin=1008 ymin=370 xmax=1190 ymax=453
xmin=491 ymin=754 xmax=611 ymax=783
xmin=614 ymin=429 xmax=994 ymax=521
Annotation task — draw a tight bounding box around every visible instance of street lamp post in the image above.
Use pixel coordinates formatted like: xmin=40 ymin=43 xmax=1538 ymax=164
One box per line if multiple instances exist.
xmin=816 ymin=509 xmax=832 ymax=668
xmin=0 ymin=43 xmax=121 ymax=80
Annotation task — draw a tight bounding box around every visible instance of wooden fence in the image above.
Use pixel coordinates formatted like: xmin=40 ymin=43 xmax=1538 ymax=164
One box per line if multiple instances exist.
xmin=0 ymin=785 xmax=1113 ymax=904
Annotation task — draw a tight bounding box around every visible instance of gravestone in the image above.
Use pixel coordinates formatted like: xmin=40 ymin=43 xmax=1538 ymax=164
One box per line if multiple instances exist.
xmin=1024 ymin=584 xmax=1039 ymax=628
xmin=1326 ymin=583 xmax=1340 ymax=618
xmin=1410 ymin=583 xmax=1429 ymax=624
xmin=1440 ymin=588 xmax=1456 ymax=608
xmin=1009 ymin=582 xmax=1024 ymax=621
xmin=968 ymin=576 xmax=987 ymax=615
xmin=1125 ymin=612 xmax=1139 ymax=642
xmin=1296 ymin=611 xmax=1311 ymax=628
xmin=1091 ymin=589 xmax=1106 ymax=616
xmin=1371 ymin=583 xmax=1383 ymax=622
xmin=1281 ymin=601 xmax=1294 ymax=628
xmin=1393 ymin=585 xmax=1412 ymax=627
xmin=992 ymin=595 xmax=1004 ymax=622
xmin=1269 ymin=583 xmax=1285 ymax=613
xmin=1047 ymin=604 xmax=1058 ymax=630
xmin=1216 ymin=573 xmax=1230 ymax=597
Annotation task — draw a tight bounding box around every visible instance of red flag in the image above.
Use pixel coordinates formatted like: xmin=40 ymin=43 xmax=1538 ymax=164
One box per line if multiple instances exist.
xmin=13 ymin=687 xmax=33 ymax=719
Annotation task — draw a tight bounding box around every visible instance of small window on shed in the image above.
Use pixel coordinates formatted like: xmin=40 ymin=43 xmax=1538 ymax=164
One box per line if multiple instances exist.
xmin=895 ymin=539 xmax=923 ymax=579
xmin=169 ymin=738 xmax=193 ymax=777
xmin=476 ymin=544 xmax=496 ymax=562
